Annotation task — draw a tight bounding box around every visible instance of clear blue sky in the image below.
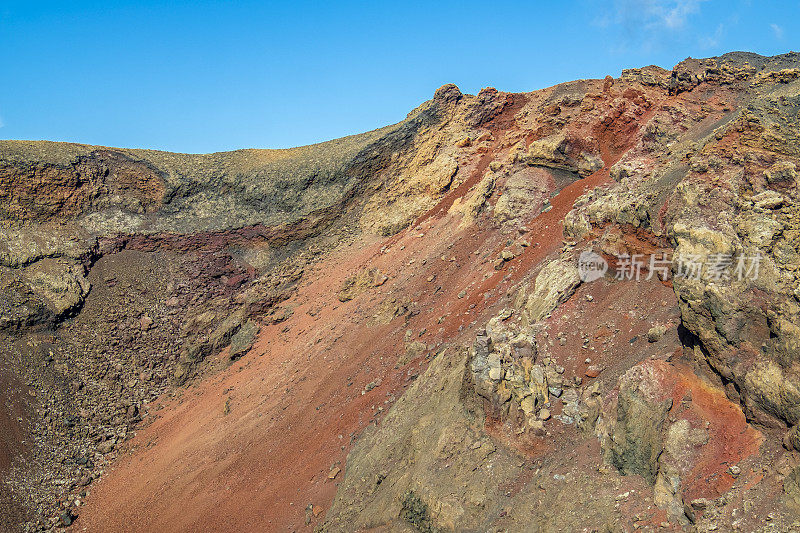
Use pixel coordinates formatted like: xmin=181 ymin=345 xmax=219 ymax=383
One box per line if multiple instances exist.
xmin=1 ymin=1 xmax=797 ymax=153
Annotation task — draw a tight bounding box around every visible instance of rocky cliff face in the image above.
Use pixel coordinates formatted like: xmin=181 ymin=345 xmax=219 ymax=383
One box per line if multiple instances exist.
xmin=2 ymin=51 xmax=800 ymax=532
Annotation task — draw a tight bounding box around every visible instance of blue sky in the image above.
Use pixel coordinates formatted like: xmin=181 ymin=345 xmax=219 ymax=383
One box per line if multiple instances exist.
xmin=1 ymin=0 xmax=797 ymax=153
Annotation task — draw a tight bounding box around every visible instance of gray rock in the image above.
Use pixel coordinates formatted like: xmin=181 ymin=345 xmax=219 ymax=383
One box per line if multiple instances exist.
xmin=229 ymin=319 xmax=260 ymax=360
xmin=647 ymin=325 xmax=667 ymax=342
xmin=606 ymin=367 xmax=673 ymax=484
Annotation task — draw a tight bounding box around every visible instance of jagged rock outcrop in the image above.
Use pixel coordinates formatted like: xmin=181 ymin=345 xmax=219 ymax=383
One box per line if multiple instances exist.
xmin=323 ymin=52 xmax=800 ymax=533
xmin=526 ymin=132 xmax=603 ymax=177
xmin=563 ymin=51 xmax=800 ymax=439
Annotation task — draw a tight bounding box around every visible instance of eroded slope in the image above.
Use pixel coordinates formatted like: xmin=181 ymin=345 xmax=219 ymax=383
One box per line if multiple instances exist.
xmin=3 ymin=51 xmax=800 ymax=532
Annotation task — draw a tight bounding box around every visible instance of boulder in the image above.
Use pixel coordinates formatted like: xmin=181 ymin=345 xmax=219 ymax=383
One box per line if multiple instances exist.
xmin=493 ymin=168 xmax=550 ymax=223
xmin=524 ymin=258 xmax=581 ymax=322
xmin=21 ymin=258 xmax=90 ymax=319
xmin=784 ymin=465 xmax=800 ymax=509
xmin=752 ymin=190 xmax=785 ymax=210
xmin=744 ymin=361 xmax=800 ymax=425
xmin=526 ymin=133 xmax=602 ymax=177
xmin=653 ymin=419 xmax=709 ymax=525
xmin=647 ymin=325 xmax=667 ymax=343
xmin=765 ymin=160 xmax=797 ymax=184
xmin=606 ymin=365 xmax=673 ymax=484
xmin=229 ymin=319 xmax=260 ymax=360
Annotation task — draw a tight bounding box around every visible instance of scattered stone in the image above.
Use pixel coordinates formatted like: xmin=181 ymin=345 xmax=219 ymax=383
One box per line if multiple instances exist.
xmin=647 ymin=325 xmax=667 ymax=343
xmin=97 ymin=439 xmax=115 ymax=454
xmin=59 ymin=510 xmax=75 ymax=527
xmin=497 ymin=309 xmax=513 ymax=321
xmin=361 ymin=380 xmax=382 ymax=395
xmin=752 ymin=190 xmax=785 ymax=210
xmin=139 ymin=315 xmax=154 ymax=331
xmin=585 ymin=366 xmax=603 ymax=378
xmin=530 ymin=420 xmax=546 ymax=436
xmin=690 ymin=498 xmax=710 ymax=510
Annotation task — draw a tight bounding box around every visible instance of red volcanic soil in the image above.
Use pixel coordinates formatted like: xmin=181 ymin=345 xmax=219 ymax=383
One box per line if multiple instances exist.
xmin=74 ymin=151 xmax=621 ymax=533
xmin=75 ymin=89 xmax=683 ymax=532
xmin=74 ymin=228 xmax=495 ymax=531
xmin=646 ymin=359 xmax=763 ymax=501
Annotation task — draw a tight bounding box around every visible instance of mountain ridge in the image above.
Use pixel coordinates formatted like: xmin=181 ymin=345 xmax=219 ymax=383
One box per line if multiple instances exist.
xmin=2 ymin=51 xmax=800 ymax=531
